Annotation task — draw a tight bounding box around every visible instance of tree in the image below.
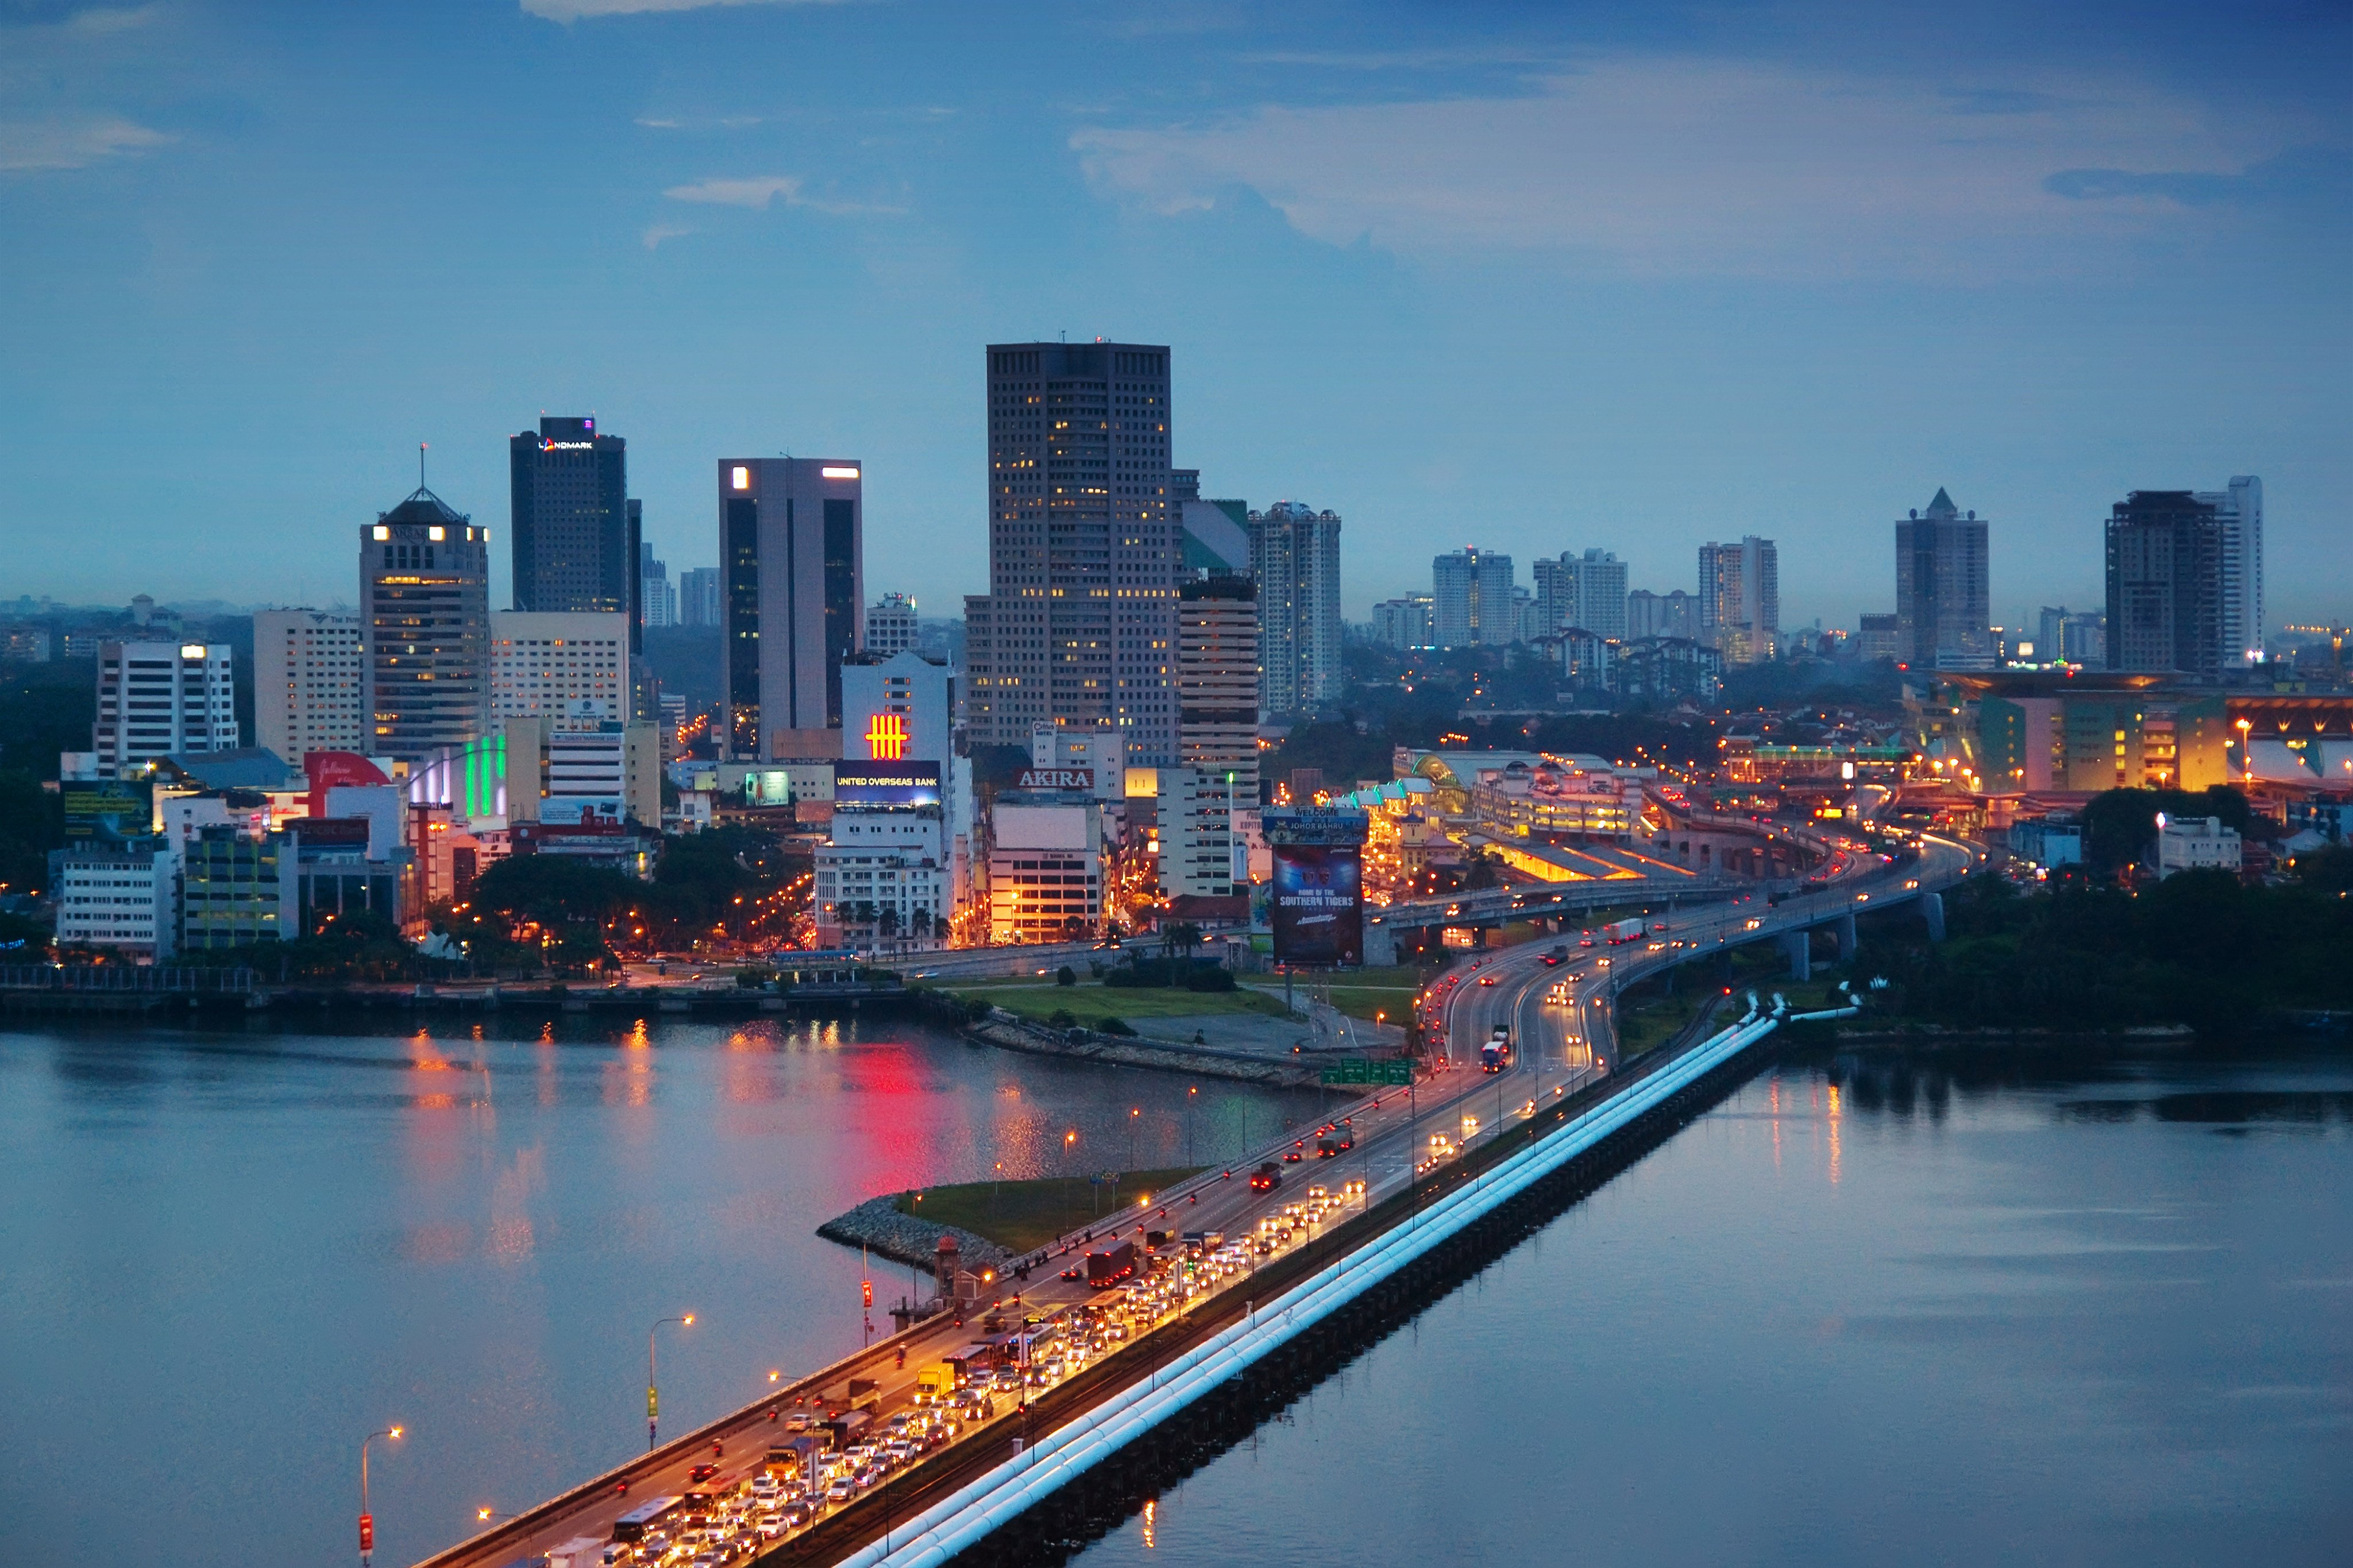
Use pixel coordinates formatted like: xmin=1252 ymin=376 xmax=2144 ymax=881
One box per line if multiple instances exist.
xmin=1055 ymin=964 xmax=1077 ymax=987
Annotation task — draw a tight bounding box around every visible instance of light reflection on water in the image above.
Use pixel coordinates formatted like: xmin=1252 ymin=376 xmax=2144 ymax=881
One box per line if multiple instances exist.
xmin=0 ymin=1012 xmax=1325 ymax=1568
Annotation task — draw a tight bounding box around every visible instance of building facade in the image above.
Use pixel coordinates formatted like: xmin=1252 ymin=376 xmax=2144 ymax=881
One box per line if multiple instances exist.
xmin=2105 ymin=491 xmax=2223 ymax=676
xmin=1856 ymin=613 xmax=1902 ymax=663
xmin=1533 ymin=549 xmax=1628 ymax=641
xmin=1625 ymin=588 xmax=1699 ymax=643
xmin=1432 ymin=548 xmax=1515 ymax=648
xmin=488 ymin=611 xmax=632 ymax=725
xmin=2156 ymin=816 xmax=2241 ymax=878
xmin=253 ymin=609 xmax=365 ymax=763
xmin=866 ymin=593 xmax=920 ymax=658
xmin=362 ymin=487 xmax=491 ymax=757
xmin=2196 ymin=475 xmax=2263 ymax=667
xmin=2036 ymin=606 xmax=2107 ymax=666
xmin=718 ymin=457 xmax=864 ymax=759
xmin=179 ymin=824 xmax=296 ymax=951
xmin=677 ymin=566 xmax=722 ymax=627
xmin=92 ymin=640 xmax=238 ymax=777
xmin=1699 ymin=536 xmax=1779 ymax=664
xmin=1176 ymin=576 xmax=1259 ymax=897
xmin=510 ymin=416 xmax=634 ymax=621
xmin=638 ymin=536 xmax=676 ymax=629
xmin=55 ymin=844 xmax=173 ymax=957
xmin=961 ymin=341 xmax=1179 ymax=762
xmin=986 ymin=793 xmax=1106 ymax=944
xmin=1371 ymin=595 xmax=1435 ymax=650
xmin=1895 ymin=488 xmax=1992 ymax=668
xmin=1249 ymin=501 xmax=1343 ymax=716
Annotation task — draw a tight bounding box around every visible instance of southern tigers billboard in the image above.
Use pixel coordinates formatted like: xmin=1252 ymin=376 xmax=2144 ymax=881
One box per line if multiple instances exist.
xmin=1270 ymin=842 xmax=1363 ymax=967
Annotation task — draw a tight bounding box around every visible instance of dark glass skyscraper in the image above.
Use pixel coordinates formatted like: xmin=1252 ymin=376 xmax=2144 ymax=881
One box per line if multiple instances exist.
xmin=716 ymin=457 xmax=863 ymax=759
xmin=1895 ymin=487 xmax=1992 ymax=669
xmin=510 ymin=416 xmax=632 ymax=622
xmin=2106 ymin=491 xmax=2223 ymax=675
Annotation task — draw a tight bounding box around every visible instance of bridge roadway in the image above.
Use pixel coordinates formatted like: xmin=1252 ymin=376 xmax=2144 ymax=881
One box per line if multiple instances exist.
xmin=417 ymin=837 xmax=1969 ymax=1568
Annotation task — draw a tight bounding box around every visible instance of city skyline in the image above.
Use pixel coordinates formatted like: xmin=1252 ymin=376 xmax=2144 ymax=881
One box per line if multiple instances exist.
xmin=2 ymin=3 xmax=2346 ymax=628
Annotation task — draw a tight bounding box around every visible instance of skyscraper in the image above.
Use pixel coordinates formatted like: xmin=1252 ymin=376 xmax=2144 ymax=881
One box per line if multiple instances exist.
xmin=253 ymin=609 xmax=365 ymax=762
xmin=1625 ymin=588 xmax=1698 ymax=642
xmin=637 ymin=539 xmax=675 ymax=629
xmin=2105 ymin=491 xmax=2222 ymax=675
xmin=677 ymin=567 xmax=722 ymax=627
xmin=962 ymin=341 xmax=1179 ymax=760
xmin=1432 ymin=548 xmax=1515 ymax=647
xmin=2196 ymin=475 xmax=2263 ymax=666
xmin=1250 ymin=501 xmax=1343 ymax=715
xmin=718 ymin=458 xmax=863 ymax=759
xmin=362 ymin=487 xmax=491 ymax=755
xmin=1698 ymin=536 xmax=1779 ymax=664
xmin=510 ymin=418 xmax=633 ymax=621
xmin=1894 ymin=488 xmax=1992 ymax=668
xmin=1174 ymin=576 xmax=1258 ymax=898
xmin=1532 ymin=549 xmax=1629 ymax=640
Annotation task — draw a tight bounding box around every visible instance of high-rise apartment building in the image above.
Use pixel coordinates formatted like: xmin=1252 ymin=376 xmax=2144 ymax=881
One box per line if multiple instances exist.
xmin=961 ymin=341 xmax=1179 ymax=762
xmin=677 ymin=567 xmax=723 ymax=628
xmin=92 ymin=640 xmax=238 ymax=775
xmin=2196 ymin=475 xmax=2263 ymax=666
xmin=1698 ymin=536 xmax=1779 ymax=664
xmin=489 ymin=611 xmax=632 ymax=725
xmin=362 ymin=486 xmax=492 ymax=756
xmin=1372 ymin=595 xmax=1435 ymax=650
xmin=638 ymin=539 xmax=676 ymax=629
xmin=253 ymin=609 xmax=365 ymax=762
xmin=1178 ymin=576 xmax=1260 ymax=894
xmin=1432 ymin=548 xmax=1515 ymax=647
xmin=718 ymin=457 xmax=863 ymax=759
xmin=866 ymin=593 xmax=920 ymax=659
xmin=510 ymin=418 xmax=634 ymax=625
xmin=1895 ymin=488 xmax=1992 ymax=669
xmin=1625 ymin=589 xmax=1699 ymax=643
xmin=1250 ymin=501 xmax=1343 ymax=715
xmin=2105 ymin=491 xmax=2222 ymax=675
xmin=2036 ymin=605 xmax=2107 ymax=666
xmin=1532 ymin=549 xmax=1628 ymax=640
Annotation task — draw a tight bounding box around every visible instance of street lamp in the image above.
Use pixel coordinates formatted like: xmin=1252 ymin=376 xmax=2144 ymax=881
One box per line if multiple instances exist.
xmin=1185 ymin=1086 xmax=1198 ymax=1166
xmin=648 ymin=1313 xmax=695 ymax=1449
xmin=1128 ymin=1106 xmax=1140 ymax=1171
xmin=359 ymin=1426 xmax=403 ymax=1568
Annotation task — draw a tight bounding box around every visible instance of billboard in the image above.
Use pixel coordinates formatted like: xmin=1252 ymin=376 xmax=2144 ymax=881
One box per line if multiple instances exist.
xmin=1270 ymin=841 xmax=1363 ymax=966
xmin=540 ymin=796 xmax=624 ymax=827
xmin=1013 ymin=766 xmax=1094 ymax=793
xmin=63 ymin=778 xmax=153 ymax=842
xmin=834 ymin=760 xmax=941 ymax=808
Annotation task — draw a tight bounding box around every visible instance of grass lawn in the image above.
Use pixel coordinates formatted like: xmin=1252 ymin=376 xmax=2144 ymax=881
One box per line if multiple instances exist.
xmin=893 ymin=1168 xmax=1208 ymax=1253
xmin=934 ymin=979 xmax=1294 ymax=1026
xmin=1243 ymin=964 xmax=1430 ymax=1023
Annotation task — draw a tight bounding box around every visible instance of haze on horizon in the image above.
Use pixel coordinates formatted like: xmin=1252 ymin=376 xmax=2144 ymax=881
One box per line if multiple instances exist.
xmin=1 ymin=0 xmax=2346 ymax=631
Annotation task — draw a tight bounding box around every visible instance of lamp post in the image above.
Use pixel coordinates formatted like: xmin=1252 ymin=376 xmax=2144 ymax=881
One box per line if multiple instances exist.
xmin=1185 ymin=1086 xmax=1197 ymax=1165
xmin=1128 ymin=1106 xmax=1139 ymax=1172
xmin=359 ymin=1426 xmax=403 ymax=1568
xmin=648 ymin=1313 xmax=694 ymax=1449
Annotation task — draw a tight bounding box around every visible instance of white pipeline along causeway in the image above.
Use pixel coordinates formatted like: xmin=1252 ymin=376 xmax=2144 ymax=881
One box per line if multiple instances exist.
xmin=836 ymin=1007 xmax=1788 ymax=1568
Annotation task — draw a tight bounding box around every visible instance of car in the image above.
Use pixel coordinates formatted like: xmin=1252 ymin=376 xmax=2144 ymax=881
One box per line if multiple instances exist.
xmin=826 ymin=1480 xmax=854 ymax=1503
xmin=1478 ymin=975 xmax=1498 ymax=987
xmin=1282 ymin=1148 xmax=1303 ymax=1163
xmin=1060 ymin=1266 xmax=1084 ymax=1281
xmin=689 ymin=1463 xmax=720 ymax=1483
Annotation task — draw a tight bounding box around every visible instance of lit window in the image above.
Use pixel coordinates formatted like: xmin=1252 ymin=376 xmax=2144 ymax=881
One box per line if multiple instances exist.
xmin=731 ymin=466 xmax=751 ymax=491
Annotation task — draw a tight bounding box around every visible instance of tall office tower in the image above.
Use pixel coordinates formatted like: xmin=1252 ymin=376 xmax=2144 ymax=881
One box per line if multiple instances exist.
xmin=638 ymin=540 xmax=676 ymax=629
xmin=1250 ymin=501 xmax=1343 ymax=715
xmin=866 ymin=593 xmax=920 ymax=658
xmin=2038 ymin=605 xmax=2107 ymax=666
xmin=362 ymin=487 xmax=492 ymax=756
xmin=253 ymin=609 xmax=365 ymax=762
xmin=676 ymin=566 xmax=722 ymax=627
xmin=1533 ymin=549 xmax=1629 ymax=639
xmin=1698 ymin=536 xmax=1779 ymax=664
xmin=1625 ymin=588 xmax=1699 ymax=642
xmin=2196 ymin=475 xmax=2263 ymax=666
xmin=961 ymin=341 xmax=1179 ymax=760
xmin=510 ymin=418 xmax=632 ymax=623
xmin=2105 ymin=491 xmax=2223 ymax=675
xmin=1431 ymin=547 xmax=1515 ymax=647
xmin=92 ymin=640 xmax=238 ymax=776
xmin=1894 ymin=488 xmax=1992 ymax=669
xmin=718 ymin=457 xmax=863 ymax=760
xmin=1179 ymin=575 xmax=1261 ymax=824
xmin=489 ymin=611 xmax=632 ymax=724
xmin=1372 ymin=595 xmax=1435 ymax=650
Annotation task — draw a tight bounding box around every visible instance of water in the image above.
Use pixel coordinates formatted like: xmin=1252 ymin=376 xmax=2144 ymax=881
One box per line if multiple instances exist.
xmin=1073 ymin=1037 xmax=2353 ymax=1567
xmin=0 ymin=1013 xmax=1325 ymax=1568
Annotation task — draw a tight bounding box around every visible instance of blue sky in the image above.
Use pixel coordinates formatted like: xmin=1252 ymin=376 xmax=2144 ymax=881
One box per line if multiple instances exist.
xmin=2 ymin=0 xmax=2347 ymax=631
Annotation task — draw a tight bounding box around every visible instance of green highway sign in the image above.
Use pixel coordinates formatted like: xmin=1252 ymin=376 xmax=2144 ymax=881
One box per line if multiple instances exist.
xmin=1321 ymin=1058 xmax=1413 ymax=1087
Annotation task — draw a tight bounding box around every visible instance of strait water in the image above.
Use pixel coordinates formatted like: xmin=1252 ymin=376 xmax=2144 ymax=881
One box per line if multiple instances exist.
xmin=0 ymin=1013 xmax=1324 ymax=1568
xmin=3 ymin=1023 xmax=2348 ymax=1567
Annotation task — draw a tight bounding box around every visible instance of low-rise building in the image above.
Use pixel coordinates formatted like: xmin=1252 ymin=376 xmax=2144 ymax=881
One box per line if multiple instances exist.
xmin=2154 ymin=814 xmax=2241 ymax=879
xmin=986 ymin=792 xmax=1106 ymax=944
xmin=179 ymin=825 xmax=296 ymax=951
xmin=816 ymin=760 xmax=951 ymax=953
xmin=55 ymin=844 xmax=174 ymax=957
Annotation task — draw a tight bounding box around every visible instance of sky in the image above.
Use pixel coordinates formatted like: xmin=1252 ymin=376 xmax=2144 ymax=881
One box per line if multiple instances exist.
xmin=2 ymin=0 xmax=2347 ymax=632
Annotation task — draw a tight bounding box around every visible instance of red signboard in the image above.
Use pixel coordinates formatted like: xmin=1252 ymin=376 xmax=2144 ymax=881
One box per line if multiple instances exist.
xmin=358 ymin=1513 xmax=374 ymax=1552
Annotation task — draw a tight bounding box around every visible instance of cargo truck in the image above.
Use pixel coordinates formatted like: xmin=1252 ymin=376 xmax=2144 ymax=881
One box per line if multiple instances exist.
xmin=1085 ymin=1239 xmax=1137 ymax=1288
xmin=1480 ymin=1026 xmax=1513 ymax=1072
xmin=1603 ymin=917 xmax=1645 ymax=944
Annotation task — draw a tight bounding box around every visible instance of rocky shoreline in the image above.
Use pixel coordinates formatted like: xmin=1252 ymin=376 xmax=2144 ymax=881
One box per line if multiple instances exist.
xmin=961 ymin=1011 xmax=1324 ymax=1087
xmin=813 ymin=1195 xmax=1015 ymax=1275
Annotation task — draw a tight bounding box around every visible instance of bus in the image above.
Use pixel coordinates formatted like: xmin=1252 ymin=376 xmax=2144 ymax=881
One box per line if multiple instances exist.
xmin=611 ymin=1497 xmax=685 ymax=1543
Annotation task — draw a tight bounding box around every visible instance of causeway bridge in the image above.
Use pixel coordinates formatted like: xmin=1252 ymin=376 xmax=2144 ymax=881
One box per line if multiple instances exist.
xmin=416 ymin=834 xmax=1972 ymax=1568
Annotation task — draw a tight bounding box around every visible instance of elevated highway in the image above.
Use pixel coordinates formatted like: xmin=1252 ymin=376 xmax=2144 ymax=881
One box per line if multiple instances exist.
xmin=414 ymin=833 xmax=1970 ymax=1568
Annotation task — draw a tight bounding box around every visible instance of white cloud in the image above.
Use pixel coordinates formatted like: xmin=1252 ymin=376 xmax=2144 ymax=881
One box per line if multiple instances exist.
xmin=642 ymin=222 xmax=694 ymax=248
xmin=68 ymin=5 xmax=165 ymax=33
xmin=1072 ymin=57 xmax=2273 ymax=279
xmin=523 ymin=0 xmax=847 ymax=20
xmin=662 ymin=174 xmax=903 ymax=214
xmin=0 ymin=115 xmax=170 ymax=171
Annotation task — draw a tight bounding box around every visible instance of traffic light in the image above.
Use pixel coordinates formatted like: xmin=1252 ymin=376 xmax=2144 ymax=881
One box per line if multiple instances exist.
xmin=861 ymin=1279 xmax=873 ymax=1308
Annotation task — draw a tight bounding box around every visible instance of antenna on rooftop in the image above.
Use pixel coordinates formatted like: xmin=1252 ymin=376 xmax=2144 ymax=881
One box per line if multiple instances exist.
xmin=419 ymin=442 xmax=429 ymax=491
